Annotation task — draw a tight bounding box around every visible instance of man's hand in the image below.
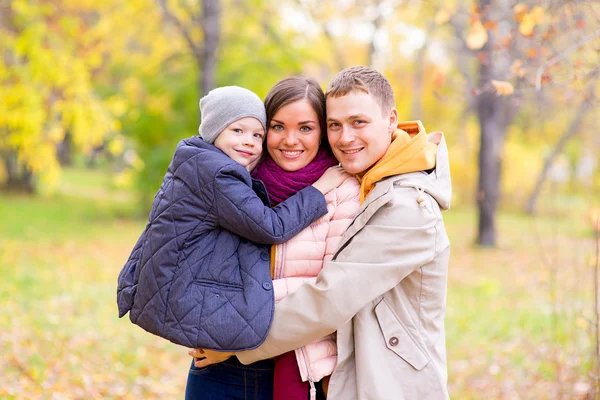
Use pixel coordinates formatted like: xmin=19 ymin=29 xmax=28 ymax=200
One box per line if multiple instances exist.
xmin=188 ymin=348 xmax=234 ymax=368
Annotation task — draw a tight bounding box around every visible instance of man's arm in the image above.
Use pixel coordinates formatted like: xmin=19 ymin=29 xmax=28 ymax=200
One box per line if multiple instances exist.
xmin=237 ymin=187 xmax=440 ymax=364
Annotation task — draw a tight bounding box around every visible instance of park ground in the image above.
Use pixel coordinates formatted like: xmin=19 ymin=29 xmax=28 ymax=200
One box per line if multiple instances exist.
xmin=0 ymin=168 xmax=597 ymax=399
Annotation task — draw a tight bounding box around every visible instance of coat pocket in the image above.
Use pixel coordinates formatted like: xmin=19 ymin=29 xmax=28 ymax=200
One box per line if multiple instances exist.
xmin=194 ymin=279 xmax=243 ymax=291
xmin=374 ymin=299 xmax=430 ymax=371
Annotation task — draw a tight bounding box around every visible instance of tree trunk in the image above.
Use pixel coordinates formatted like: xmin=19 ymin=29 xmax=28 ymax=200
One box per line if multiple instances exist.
xmin=2 ymin=151 xmax=35 ymax=193
xmin=476 ymin=89 xmax=508 ymax=246
xmin=156 ymin=0 xmax=220 ymax=120
xmin=410 ymin=21 xmax=436 ymax=120
xmin=200 ymin=0 xmax=220 ymax=97
xmin=366 ymin=1 xmax=384 ymax=68
xmin=57 ymin=132 xmax=73 ymax=166
xmin=525 ymin=84 xmax=596 ymax=214
xmin=475 ymin=0 xmax=518 ymax=247
xmin=410 ymin=41 xmax=427 ymax=120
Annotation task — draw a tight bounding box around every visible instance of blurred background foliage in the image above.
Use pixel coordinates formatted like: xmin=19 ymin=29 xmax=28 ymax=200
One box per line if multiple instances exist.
xmin=1 ymin=0 xmax=600 ymax=398
xmin=2 ymin=0 xmax=599 ymax=222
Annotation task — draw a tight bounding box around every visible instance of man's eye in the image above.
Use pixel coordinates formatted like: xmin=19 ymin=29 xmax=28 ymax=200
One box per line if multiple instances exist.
xmin=328 ymin=123 xmax=340 ymax=128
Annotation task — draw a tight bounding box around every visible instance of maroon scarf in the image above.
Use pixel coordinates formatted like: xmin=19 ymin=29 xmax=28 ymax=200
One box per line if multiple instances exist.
xmin=252 ymin=148 xmax=338 ymax=206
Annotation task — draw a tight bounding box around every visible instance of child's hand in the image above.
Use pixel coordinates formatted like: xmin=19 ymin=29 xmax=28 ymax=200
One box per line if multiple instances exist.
xmin=312 ymin=166 xmax=347 ymax=195
xmin=189 ymin=348 xmax=234 ymax=368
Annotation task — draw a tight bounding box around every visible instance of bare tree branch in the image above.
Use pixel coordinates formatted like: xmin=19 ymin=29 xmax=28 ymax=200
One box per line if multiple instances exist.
xmin=157 ymin=0 xmax=203 ymax=63
xmin=294 ymin=0 xmax=345 ymax=71
xmin=411 ymin=18 xmax=437 ymax=120
xmin=231 ymin=1 xmax=302 ymax=72
xmin=178 ymin=0 xmax=202 ymax=26
xmin=367 ymin=0 xmax=385 ymax=67
xmin=525 ymin=81 xmax=596 ymax=214
xmin=199 ymin=0 xmax=219 ymax=95
xmin=448 ymin=2 xmax=477 ymax=58
xmin=535 ymin=26 xmax=600 ymax=90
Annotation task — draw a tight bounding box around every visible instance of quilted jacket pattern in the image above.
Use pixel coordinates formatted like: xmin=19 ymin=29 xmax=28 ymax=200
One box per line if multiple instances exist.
xmin=117 ymin=136 xmax=327 ymax=351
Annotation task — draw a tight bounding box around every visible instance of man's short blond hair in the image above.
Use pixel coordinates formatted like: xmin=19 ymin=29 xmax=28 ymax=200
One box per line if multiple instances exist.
xmin=326 ymin=66 xmax=395 ymax=115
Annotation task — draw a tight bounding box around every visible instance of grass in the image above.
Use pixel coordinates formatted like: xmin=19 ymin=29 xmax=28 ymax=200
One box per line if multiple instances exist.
xmin=0 ymin=167 xmax=597 ymax=399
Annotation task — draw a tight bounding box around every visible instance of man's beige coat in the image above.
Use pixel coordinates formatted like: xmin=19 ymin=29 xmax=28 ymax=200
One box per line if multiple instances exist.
xmin=238 ymin=133 xmax=452 ymax=400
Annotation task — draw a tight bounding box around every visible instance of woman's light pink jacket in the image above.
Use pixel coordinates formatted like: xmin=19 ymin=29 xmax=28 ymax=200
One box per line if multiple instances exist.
xmin=272 ymin=175 xmax=360 ymax=383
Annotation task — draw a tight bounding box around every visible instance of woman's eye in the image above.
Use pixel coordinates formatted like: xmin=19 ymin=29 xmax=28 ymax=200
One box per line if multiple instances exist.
xmin=300 ymin=126 xmax=312 ymax=132
xmin=270 ymin=125 xmax=283 ymax=131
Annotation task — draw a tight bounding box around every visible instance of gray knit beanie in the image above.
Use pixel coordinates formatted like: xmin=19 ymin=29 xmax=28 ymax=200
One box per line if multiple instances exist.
xmin=198 ymin=86 xmax=267 ymax=144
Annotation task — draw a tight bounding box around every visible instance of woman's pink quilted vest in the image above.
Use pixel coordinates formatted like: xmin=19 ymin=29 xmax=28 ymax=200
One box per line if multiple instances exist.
xmin=272 ymin=175 xmax=360 ymax=383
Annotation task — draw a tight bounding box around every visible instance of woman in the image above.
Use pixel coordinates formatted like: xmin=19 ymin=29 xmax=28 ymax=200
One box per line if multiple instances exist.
xmin=185 ymin=77 xmax=360 ymax=400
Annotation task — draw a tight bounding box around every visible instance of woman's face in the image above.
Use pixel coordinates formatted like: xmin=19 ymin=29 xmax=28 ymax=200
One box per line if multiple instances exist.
xmin=267 ymin=99 xmax=321 ymax=172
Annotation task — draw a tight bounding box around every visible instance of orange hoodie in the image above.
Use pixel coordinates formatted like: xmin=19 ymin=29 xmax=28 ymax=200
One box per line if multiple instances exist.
xmin=358 ymin=120 xmax=438 ymax=203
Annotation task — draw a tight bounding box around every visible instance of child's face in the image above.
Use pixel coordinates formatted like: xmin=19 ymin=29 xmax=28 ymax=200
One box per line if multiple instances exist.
xmin=214 ymin=117 xmax=265 ymax=168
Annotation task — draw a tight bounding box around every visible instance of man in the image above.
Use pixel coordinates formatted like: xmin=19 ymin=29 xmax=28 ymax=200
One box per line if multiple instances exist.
xmin=193 ymin=66 xmax=452 ymax=399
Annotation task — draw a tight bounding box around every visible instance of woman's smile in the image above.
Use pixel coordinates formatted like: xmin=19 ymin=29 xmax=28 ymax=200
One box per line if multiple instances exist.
xmin=278 ymin=149 xmax=304 ymax=159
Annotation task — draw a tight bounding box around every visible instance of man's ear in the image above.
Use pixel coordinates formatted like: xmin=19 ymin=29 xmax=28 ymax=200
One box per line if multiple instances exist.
xmin=388 ymin=108 xmax=398 ymax=135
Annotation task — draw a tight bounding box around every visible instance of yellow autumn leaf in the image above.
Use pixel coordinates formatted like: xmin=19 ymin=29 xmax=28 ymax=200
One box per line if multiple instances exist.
xmin=113 ymin=170 xmax=132 ymax=188
xmin=513 ymin=4 xmax=528 ymax=22
xmin=131 ymin=154 xmax=145 ymax=171
xmin=529 ymin=6 xmax=545 ymax=24
xmin=107 ymin=96 xmax=127 ymax=117
xmin=491 ymin=80 xmax=514 ymax=96
xmin=466 ymin=20 xmax=488 ymax=50
xmin=510 ymin=59 xmax=526 ymax=77
xmin=435 ymin=9 xmax=451 ymax=25
xmin=47 ymin=125 xmax=65 ymax=143
xmin=575 ymin=317 xmax=589 ymax=330
xmin=39 ymin=165 xmax=61 ymax=188
xmin=513 ymin=4 xmax=528 ymax=14
xmin=108 ymin=137 xmax=125 ymax=156
xmin=519 ymin=13 xmax=536 ymax=36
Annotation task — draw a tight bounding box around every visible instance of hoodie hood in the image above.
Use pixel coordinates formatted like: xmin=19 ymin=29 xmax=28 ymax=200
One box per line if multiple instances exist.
xmin=391 ymin=129 xmax=452 ymax=211
xmin=358 ymin=121 xmax=437 ymax=203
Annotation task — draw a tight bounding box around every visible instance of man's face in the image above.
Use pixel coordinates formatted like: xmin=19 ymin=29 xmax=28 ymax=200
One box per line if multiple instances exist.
xmin=326 ymin=90 xmax=397 ymax=175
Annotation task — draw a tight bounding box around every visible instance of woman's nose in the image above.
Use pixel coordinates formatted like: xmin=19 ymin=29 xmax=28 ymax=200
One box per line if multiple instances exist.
xmin=283 ymin=131 xmax=299 ymax=145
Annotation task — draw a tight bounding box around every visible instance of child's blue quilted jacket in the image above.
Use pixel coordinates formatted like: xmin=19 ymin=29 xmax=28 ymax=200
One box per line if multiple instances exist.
xmin=117 ymin=136 xmax=327 ymax=350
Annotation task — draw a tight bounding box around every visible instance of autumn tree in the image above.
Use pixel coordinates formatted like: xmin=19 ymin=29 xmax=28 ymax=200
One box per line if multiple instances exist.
xmin=0 ymin=0 xmax=127 ymax=192
xmin=441 ymin=0 xmax=600 ymax=246
xmin=157 ymin=0 xmax=220 ymax=104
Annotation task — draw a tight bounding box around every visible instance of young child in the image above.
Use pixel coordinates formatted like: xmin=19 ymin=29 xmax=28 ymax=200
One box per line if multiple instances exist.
xmin=117 ymin=86 xmax=345 ymax=352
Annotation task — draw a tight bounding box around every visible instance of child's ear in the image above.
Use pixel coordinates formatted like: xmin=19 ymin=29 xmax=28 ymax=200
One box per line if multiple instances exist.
xmin=388 ymin=108 xmax=398 ymax=135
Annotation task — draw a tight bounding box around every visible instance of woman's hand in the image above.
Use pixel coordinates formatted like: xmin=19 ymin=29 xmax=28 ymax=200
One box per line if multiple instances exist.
xmin=312 ymin=165 xmax=347 ymax=195
xmin=189 ymin=348 xmax=234 ymax=368
xmin=246 ymin=155 xmax=263 ymax=173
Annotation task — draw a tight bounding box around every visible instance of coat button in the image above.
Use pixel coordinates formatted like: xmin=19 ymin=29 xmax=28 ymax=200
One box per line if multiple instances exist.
xmin=260 ymin=251 xmax=269 ymax=261
xmin=262 ymin=281 xmax=272 ymax=290
xmin=389 ymin=336 xmax=399 ymax=346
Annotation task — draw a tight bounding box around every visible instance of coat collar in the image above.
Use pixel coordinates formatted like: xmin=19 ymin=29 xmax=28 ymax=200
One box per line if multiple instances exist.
xmin=333 ymin=133 xmax=450 ymax=258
